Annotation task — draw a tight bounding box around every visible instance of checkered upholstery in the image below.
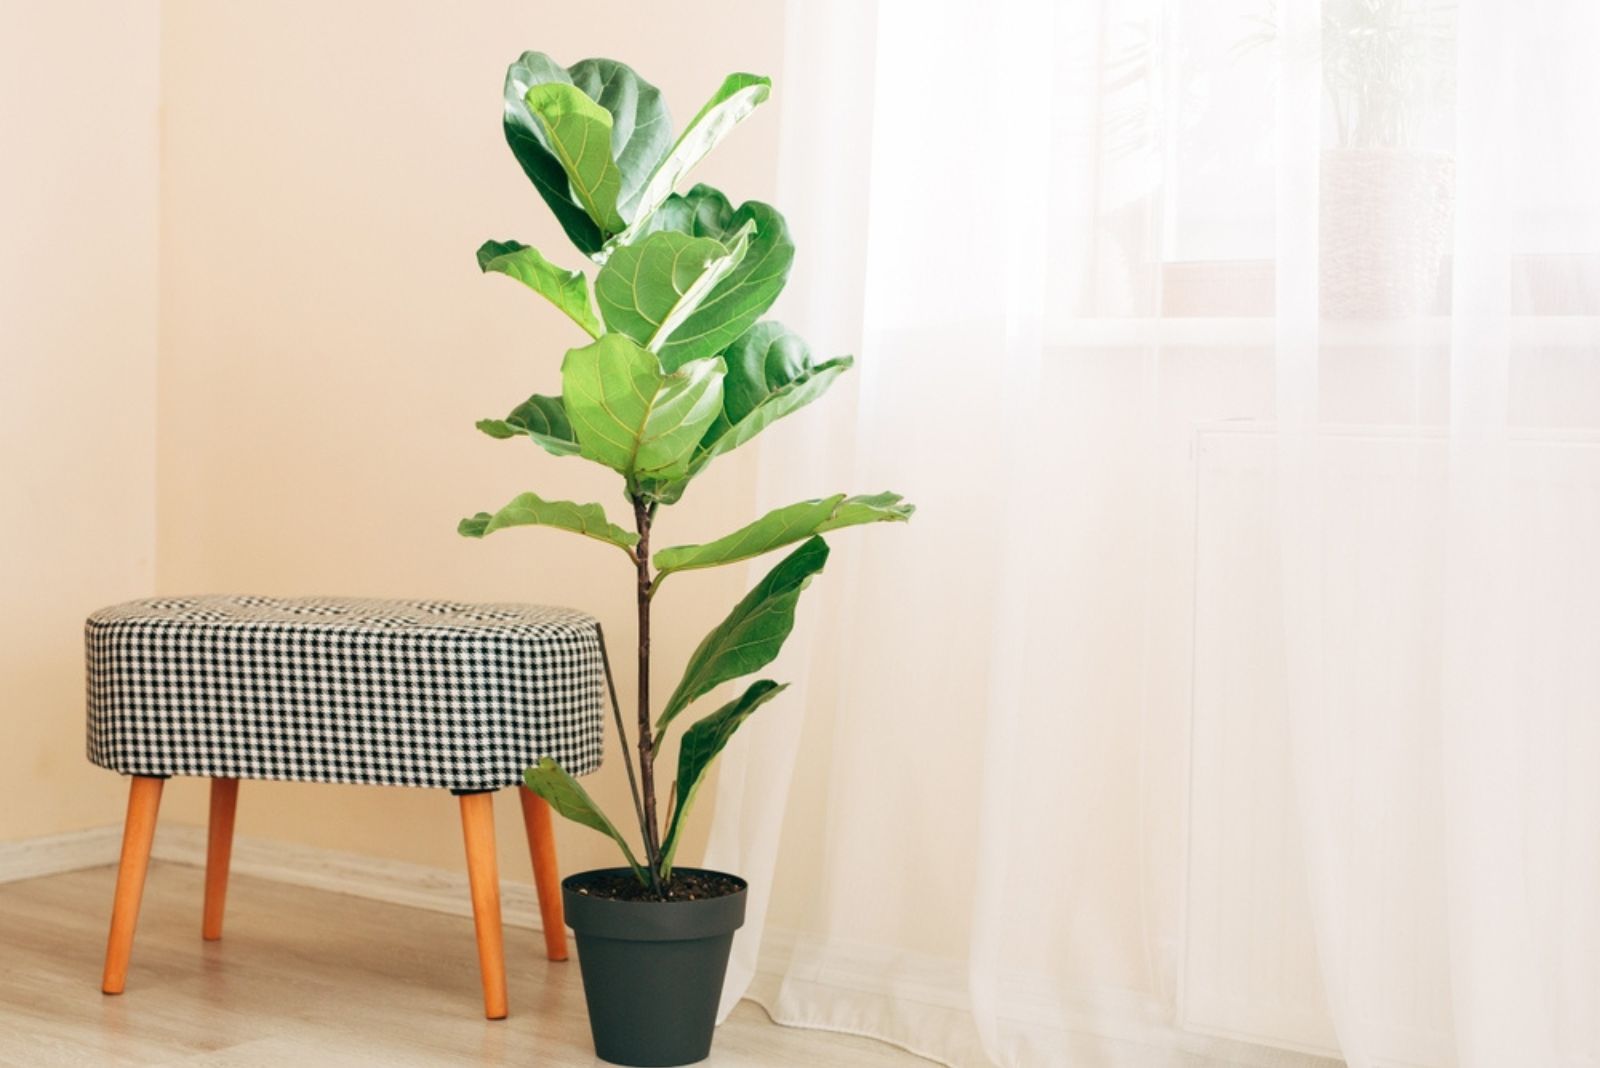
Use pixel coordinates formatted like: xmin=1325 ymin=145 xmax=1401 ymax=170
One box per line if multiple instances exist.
xmin=85 ymin=596 xmax=606 ymax=791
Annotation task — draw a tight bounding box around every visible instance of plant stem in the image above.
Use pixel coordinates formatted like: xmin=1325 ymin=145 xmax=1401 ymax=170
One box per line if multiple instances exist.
xmin=632 ymin=496 xmax=665 ymax=894
xmin=594 ymin=623 xmax=648 ymax=851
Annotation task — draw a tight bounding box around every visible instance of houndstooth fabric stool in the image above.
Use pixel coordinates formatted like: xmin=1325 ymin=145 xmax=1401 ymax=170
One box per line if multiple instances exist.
xmin=85 ymin=595 xmax=610 ymax=1020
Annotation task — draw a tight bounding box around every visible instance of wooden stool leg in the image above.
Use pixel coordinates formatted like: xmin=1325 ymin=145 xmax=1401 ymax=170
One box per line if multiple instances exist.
xmin=202 ymin=778 xmax=239 ymax=941
xmin=458 ymin=792 xmax=508 ymax=1020
xmin=518 ymin=786 xmax=569 ymax=961
xmin=102 ymin=775 xmax=164 ymax=994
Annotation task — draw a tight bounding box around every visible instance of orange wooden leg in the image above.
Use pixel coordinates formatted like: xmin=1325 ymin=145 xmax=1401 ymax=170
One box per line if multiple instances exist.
xmin=202 ymin=778 xmax=239 ymax=941
xmin=102 ymin=775 xmax=164 ymax=994
xmin=458 ymin=792 xmax=508 ymax=1020
xmin=518 ymin=786 xmax=568 ymax=961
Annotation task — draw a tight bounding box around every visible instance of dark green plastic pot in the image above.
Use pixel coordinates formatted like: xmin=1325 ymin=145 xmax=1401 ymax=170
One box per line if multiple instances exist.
xmin=563 ymin=868 xmax=748 ymax=1067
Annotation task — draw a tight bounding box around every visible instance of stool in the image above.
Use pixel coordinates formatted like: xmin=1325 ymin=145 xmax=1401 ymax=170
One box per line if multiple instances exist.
xmin=84 ymin=595 xmax=608 ymax=1019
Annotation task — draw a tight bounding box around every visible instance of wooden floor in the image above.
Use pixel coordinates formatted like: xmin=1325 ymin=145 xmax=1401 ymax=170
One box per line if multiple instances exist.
xmin=0 ymin=864 xmax=924 ymax=1067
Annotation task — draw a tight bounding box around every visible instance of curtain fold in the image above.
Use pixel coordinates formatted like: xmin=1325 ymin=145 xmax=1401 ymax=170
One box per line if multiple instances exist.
xmin=708 ymin=2 xmax=1600 ymax=1065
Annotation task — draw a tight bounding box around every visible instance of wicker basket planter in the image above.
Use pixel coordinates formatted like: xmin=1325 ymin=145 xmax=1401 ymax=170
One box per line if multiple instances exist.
xmin=1319 ymin=148 xmax=1454 ymax=318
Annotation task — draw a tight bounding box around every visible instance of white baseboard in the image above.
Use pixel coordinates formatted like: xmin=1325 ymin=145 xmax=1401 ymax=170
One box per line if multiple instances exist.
xmin=0 ymin=826 xmax=124 ymax=883
xmin=0 ymin=824 xmax=549 ymax=934
xmin=151 ymin=826 xmax=550 ymax=933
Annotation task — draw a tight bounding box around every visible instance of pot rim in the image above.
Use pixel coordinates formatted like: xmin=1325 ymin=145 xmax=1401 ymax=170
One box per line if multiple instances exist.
xmin=562 ymin=866 xmax=748 ymax=942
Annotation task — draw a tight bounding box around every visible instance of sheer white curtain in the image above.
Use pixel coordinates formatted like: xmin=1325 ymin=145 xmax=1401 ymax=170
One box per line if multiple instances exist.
xmin=706 ymin=2 xmax=1600 ymax=1066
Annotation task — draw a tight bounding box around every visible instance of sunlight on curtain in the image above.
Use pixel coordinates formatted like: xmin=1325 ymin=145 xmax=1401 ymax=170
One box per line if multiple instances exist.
xmin=707 ymin=2 xmax=1600 ymax=1066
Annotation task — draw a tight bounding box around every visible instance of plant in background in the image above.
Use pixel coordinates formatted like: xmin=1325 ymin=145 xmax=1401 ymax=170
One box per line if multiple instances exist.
xmin=462 ymin=54 xmax=912 ymax=898
xmin=1239 ymin=0 xmax=1455 ymax=148
xmin=1238 ymin=1 xmax=1456 ymax=317
xmin=1320 ymin=0 xmax=1454 ymax=149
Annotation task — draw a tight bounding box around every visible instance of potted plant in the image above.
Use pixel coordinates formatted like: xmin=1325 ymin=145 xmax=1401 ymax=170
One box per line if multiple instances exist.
xmin=459 ymin=52 xmax=912 ymax=1066
xmin=1243 ymin=0 xmax=1455 ymax=317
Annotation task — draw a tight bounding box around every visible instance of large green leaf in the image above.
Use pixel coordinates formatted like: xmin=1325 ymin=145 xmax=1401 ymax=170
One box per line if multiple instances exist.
xmin=649 ymin=324 xmax=851 ymax=502
xmin=631 ymin=186 xmax=795 ymax=372
xmin=476 ymin=240 xmax=602 ymax=338
xmin=660 ymin=679 xmax=786 ymax=878
xmin=502 ymin=54 xmax=670 ymax=256
xmin=524 ymin=82 xmax=627 ymax=235
xmin=475 ymin=393 xmax=581 ymax=458
xmin=655 ymin=493 xmax=912 ymax=576
xmin=560 ymin=334 xmax=725 ymax=485
xmin=502 ymin=53 xmax=603 ymax=257
xmin=637 ymin=182 xmax=734 ymax=239
xmin=458 ymin=491 xmax=638 ymax=556
xmin=566 ymin=58 xmax=672 ymax=221
xmin=657 ymin=537 xmax=827 ymax=737
xmin=693 ymin=322 xmax=853 ymax=467
xmin=524 ymin=758 xmax=646 ymax=884
xmin=626 ymin=73 xmax=772 ymax=237
xmin=593 ymin=225 xmax=753 ymax=356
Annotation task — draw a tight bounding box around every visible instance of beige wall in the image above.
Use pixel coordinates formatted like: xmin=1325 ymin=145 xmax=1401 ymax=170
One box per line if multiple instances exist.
xmin=151 ymin=1 xmax=786 ymax=872
xmin=0 ymin=2 xmax=162 ymax=841
xmin=2 ymin=1 xmax=787 ymax=878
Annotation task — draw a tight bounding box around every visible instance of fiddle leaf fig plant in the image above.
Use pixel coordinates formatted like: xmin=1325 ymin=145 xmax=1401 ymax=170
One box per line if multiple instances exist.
xmin=464 ymin=52 xmax=912 ymax=894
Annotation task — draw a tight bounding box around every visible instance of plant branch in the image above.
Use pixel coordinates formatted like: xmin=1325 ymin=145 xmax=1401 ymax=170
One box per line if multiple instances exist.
xmin=633 ymin=495 xmax=665 ymax=893
xmin=594 ymin=623 xmax=648 ymax=850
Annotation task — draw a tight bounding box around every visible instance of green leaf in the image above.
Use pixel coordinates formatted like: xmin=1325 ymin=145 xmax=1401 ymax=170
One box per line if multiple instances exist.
xmin=560 ymin=334 xmax=725 ymax=485
xmin=660 ymin=679 xmax=787 ymax=879
xmin=594 ymin=224 xmax=754 ymax=356
xmin=458 ymin=491 xmax=638 ymax=556
xmin=657 ymin=538 xmax=827 ymax=737
xmin=474 ymin=393 xmax=581 ymax=458
xmin=565 ymin=58 xmax=673 ymax=222
xmin=693 ymin=322 xmax=853 ymax=468
xmin=637 ymin=182 xmax=735 ymax=239
xmin=654 ymin=493 xmax=913 ymax=576
xmin=476 ymin=240 xmax=602 ymax=339
xmin=502 ymin=53 xmax=603 ymax=257
xmin=650 ymin=324 xmax=850 ymax=502
xmin=627 ymin=73 xmax=772 ymax=236
xmin=524 ymin=82 xmax=627 ymax=235
xmin=524 ymin=758 xmax=647 ymax=884
xmin=629 ymin=186 xmax=795 ymax=372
